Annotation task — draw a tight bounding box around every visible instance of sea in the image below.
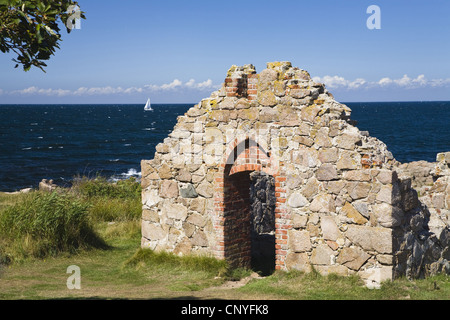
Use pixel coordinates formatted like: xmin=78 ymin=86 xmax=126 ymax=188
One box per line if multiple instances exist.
xmin=0 ymin=101 xmax=449 ymax=192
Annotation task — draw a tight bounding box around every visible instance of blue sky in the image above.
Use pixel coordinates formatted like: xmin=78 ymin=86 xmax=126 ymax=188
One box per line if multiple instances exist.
xmin=1 ymin=0 xmax=450 ymax=104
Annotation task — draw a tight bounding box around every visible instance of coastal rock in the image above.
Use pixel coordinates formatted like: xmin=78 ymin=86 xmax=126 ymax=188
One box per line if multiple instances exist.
xmin=39 ymin=179 xmax=58 ymax=192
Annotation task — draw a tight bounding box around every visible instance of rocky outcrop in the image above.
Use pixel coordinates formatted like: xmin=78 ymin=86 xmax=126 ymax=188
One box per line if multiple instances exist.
xmin=39 ymin=179 xmax=58 ymax=192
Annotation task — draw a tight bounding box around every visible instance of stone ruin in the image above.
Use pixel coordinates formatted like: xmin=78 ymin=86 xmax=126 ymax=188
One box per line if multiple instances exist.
xmin=140 ymin=61 xmax=450 ymax=286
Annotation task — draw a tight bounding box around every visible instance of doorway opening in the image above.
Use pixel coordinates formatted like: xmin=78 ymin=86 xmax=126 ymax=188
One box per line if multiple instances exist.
xmin=223 ymin=170 xmax=276 ymax=276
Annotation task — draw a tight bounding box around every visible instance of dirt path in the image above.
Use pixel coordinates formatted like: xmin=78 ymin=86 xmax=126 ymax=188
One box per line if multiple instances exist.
xmin=186 ymin=272 xmax=266 ymax=300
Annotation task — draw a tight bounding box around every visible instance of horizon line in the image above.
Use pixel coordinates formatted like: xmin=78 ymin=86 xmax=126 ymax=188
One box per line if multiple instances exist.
xmin=1 ymin=100 xmax=450 ymax=105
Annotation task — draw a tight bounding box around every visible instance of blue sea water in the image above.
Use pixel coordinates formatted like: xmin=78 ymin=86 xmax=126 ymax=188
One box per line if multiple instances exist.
xmin=0 ymin=102 xmax=449 ymax=192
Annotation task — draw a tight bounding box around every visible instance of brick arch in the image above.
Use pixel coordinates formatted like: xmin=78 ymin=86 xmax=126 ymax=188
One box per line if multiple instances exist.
xmin=213 ymin=136 xmax=289 ymax=270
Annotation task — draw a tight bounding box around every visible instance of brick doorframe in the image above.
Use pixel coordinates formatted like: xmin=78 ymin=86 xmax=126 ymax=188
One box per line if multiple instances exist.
xmin=212 ymin=136 xmax=289 ymax=270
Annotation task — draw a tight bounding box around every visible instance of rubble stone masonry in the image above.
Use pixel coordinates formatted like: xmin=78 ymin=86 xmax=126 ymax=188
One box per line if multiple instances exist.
xmin=141 ymin=62 xmax=449 ymax=287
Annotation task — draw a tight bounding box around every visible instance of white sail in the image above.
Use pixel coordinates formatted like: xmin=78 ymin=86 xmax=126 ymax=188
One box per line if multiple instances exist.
xmin=144 ymin=98 xmax=152 ymax=111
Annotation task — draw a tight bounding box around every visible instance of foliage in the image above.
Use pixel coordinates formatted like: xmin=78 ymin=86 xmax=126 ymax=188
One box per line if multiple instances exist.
xmin=71 ymin=176 xmax=142 ymax=222
xmin=73 ymin=176 xmax=141 ymax=200
xmin=0 ymin=191 xmax=105 ymax=263
xmin=0 ymin=177 xmax=141 ymax=264
xmin=0 ymin=0 xmax=85 ymax=71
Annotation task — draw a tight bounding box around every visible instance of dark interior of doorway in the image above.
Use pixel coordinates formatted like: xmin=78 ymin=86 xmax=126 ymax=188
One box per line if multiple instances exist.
xmin=249 ymin=171 xmax=276 ymax=276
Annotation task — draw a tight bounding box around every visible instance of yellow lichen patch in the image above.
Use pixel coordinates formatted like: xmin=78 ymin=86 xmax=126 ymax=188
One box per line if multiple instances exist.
xmin=314 ymin=99 xmax=325 ymax=105
xmin=226 ymin=65 xmax=238 ymax=77
xmin=273 ymin=80 xmax=286 ymax=96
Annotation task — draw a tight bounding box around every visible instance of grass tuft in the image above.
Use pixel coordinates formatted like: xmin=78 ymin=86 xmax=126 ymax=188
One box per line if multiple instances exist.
xmin=125 ymin=248 xmax=229 ymax=276
xmin=0 ymin=191 xmax=107 ymax=263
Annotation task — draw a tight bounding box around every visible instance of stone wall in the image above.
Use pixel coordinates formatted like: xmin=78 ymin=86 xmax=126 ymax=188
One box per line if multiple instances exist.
xmin=141 ymin=61 xmax=449 ymax=286
xmin=393 ymin=153 xmax=450 ymax=278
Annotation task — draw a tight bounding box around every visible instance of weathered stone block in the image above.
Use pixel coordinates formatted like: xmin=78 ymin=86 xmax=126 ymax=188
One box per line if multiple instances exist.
xmin=257 ymin=90 xmax=277 ymax=107
xmin=177 ymin=169 xmax=192 ymax=182
xmin=359 ymin=266 xmax=393 ymax=288
xmin=343 ymin=170 xmax=371 ymax=182
xmin=189 ymin=198 xmax=206 ymax=214
xmin=289 ymin=230 xmax=312 ymax=252
xmin=372 ymin=203 xmax=403 ymax=228
xmin=210 ymin=110 xmax=230 ymax=122
xmin=159 ymin=180 xmax=179 ymax=198
xmin=321 ymin=216 xmax=341 ymax=241
xmin=311 ymin=244 xmax=335 ymax=265
xmin=288 ymin=192 xmax=309 ymax=208
xmin=377 ymin=170 xmax=396 ymax=184
xmin=318 ymin=148 xmax=339 ymax=163
xmin=337 ymin=247 xmax=370 ymax=271
xmin=309 ymin=194 xmax=335 ymax=213
xmin=174 ymin=239 xmax=193 ymax=256
xmin=334 ymin=132 xmax=361 ymax=150
xmin=179 ymin=183 xmax=198 ymax=198
xmin=191 ymin=230 xmax=209 ymax=247
xmin=142 ymin=221 xmax=166 ymax=241
xmin=293 ymin=135 xmax=314 ymax=147
xmin=196 ymin=181 xmax=213 ymax=198
xmin=340 ymin=202 xmax=368 ymax=225
xmin=300 ymin=105 xmax=320 ymax=123
xmin=290 ymin=89 xmax=310 ymax=99
xmin=182 ymin=222 xmax=195 ymax=238
xmin=163 ymin=203 xmax=188 ymax=221
xmin=346 ymin=225 xmax=392 ymax=254
xmin=142 ymin=189 xmax=161 ymax=207
xmin=316 ymin=163 xmax=338 ymax=181
xmin=347 ymin=182 xmax=371 ymax=200
xmin=301 ymin=177 xmax=320 ymax=200
xmin=187 ymin=213 xmax=206 ymax=227
xmin=314 ymin=128 xmax=332 ymax=148
xmin=285 ymin=252 xmax=311 ymax=272
xmin=292 ymin=213 xmax=308 ymax=229
xmin=337 ymin=151 xmax=360 ymax=170
xmin=142 ymin=208 xmax=159 ymax=223
xmin=326 ymin=180 xmax=346 ymax=195
xmin=259 ymin=107 xmax=279 ymax=122
xmin=158 ymin=163 xmax=173 ymax=179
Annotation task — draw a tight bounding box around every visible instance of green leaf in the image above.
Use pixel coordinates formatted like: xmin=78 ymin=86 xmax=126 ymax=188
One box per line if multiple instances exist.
xmin=1 ymin=0 xmax=86 ymax=72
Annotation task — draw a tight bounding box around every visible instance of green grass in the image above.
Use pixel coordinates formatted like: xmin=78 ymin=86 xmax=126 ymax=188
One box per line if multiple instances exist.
xmin=239 ymin=269 xmax=450 ymax=300
xmin=0 ymin=191 xmax=106 ymax=264
xmin=125 ymin=248 xmax=228 ymax=275
xmin=0 ymin=176 xmax=141 ymax=264
xmin=72 ymin=176 xmax=142 ymax=223
xmin=72 ymin=175 xmax=141 ymax=200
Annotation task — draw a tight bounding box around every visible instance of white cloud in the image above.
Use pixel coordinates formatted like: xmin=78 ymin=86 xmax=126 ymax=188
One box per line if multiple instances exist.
xmin=313 ymin=75 xmax=348 ymax=89
xmin=378 ymin=77 xmax=393 ymax=86
xmin=316 ymin=74 xmax=450 ymax=90
xmin=160 ymin=79 xmax=182 ymax=90
xmin=3 ymin=78 xmax=219 ymax=97
xmin=429 ymin=78 xmax=450 ymax=87
xmin=348 ymin=78 xmax=367 ymax=89
xmin=393 ymin=74 xmax=427 ymax=88
xmin=197 ymin=79 xmax=215 ymax=89
xmin=10 ymin=86 xmax=71 ymax=96
xmin=4 ymin=73 xmax=449 ymax=98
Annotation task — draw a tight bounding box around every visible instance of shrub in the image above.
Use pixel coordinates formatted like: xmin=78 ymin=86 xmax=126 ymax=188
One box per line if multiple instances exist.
xmin=70 ymin=176 xmax=142 ymax=223
xmin=73 ymin=176 xmax=141 ymax=200
xmin=88 ymin=197 xmax=142 ymax=222
xmin=0 ymin=191 xmax=106 ymax=262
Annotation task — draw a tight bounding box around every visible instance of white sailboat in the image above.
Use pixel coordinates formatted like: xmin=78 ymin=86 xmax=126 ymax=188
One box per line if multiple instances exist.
xmin=144 ymin=98 xmax=153 ymax=111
